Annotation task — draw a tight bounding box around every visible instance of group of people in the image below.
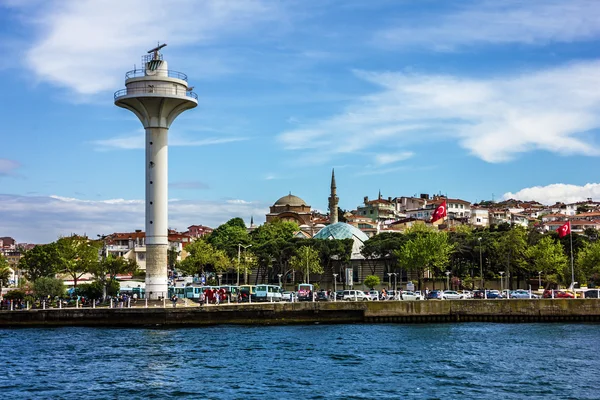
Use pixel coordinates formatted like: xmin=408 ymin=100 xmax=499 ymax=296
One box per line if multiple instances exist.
xmin=201 ymin=288 xmax=229 ymax=304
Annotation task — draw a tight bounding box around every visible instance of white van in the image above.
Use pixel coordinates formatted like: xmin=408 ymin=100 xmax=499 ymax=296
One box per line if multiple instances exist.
xmin=342 ymin=290 xmax=370 ymax=301
xmin=255 ymin=285 xmax=283 ymax=302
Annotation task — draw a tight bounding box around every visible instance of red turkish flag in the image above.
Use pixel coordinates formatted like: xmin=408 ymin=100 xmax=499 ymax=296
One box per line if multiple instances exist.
xmin=556 ymin=221 xmax=571 ymax=238
xmin=431 ymin=200 xmax=447 ymax=223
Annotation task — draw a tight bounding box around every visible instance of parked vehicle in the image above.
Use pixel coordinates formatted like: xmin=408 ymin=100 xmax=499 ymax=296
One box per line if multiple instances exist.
xmin=427 ymin=290 xmax=443 ymax=300
xmin=385 ymin=290 xmax=397 ymax=300
xmin=543 ymin=290 xmax=574 ymax=298
xmin=399 ymin=291 xmax=424 ymax=301
xmin=297 ymin=284 xmax=314 ymax=301
xmin=473 ymin=290 xmax=485 ymax=299
xmin=459 ymin=290 xmax=473 ymax=299
xmin=255 ymin=285 xmax=282 ymax=302
xmin=584 ymin=289 xmax=600 ymax=298
xmin=368 ymin=290 xmax=380 ymax=300
xmin=281 ymin=291 xmax=295 ymax=302
xmin=335 ymin=290 xmax=344 ymax=301
xmin=509 ymin=289 xmax=537 ymax=299
xmin=486 ymin=290 xmax=503 ymax=299
xmin=442 ymin=290 xmax=464 ymax=300
xmin=316 ymin=291 xmax=329 ymax=301
xmin=342 ymin=290 xmax=370 ymax=301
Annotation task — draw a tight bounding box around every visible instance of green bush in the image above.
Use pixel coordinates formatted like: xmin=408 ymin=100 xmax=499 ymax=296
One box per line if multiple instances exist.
xmin=364 ymin=275 xmax=381 ymax=289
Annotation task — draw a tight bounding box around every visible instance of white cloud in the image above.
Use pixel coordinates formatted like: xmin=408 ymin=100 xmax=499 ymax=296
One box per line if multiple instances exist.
xmin=278 ymin=60 xmax=600 ymax=163
xmin=13 ymin=0 xmax=279 ymax=94
xmin=0 ymin=193 xmax=267 ymax=243
xmin=0 ymin=159 xmax=21 ymax=176
xmin=374 ymin=151 xmax=413 ymax=165
xmin=376 ymin=0 xmax=600 ymax=50
xmin=92 ymin=131 xmax=247 ymax=150
xmin=503 ymin=183 xmax=600 ymax=205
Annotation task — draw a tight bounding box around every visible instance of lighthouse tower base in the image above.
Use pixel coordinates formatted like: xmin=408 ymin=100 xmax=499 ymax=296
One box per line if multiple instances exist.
xmin=146 ymin=244 xmax=168 ymax=299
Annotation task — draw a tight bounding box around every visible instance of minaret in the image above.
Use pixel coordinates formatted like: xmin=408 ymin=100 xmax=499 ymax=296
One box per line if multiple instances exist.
xmin=328 ymin=168 xmax=339 ymax=224
xmin=114 ymin=44 xmax=197 ymax=299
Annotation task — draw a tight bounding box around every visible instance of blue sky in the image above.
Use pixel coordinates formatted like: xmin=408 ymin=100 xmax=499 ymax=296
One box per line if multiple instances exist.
xmin=2 ymin=0 xmax=600 ymax=243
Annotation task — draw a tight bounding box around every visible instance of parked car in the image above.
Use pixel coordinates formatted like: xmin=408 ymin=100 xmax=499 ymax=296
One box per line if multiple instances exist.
xmin=281 ymin=291 xmax=295 ymax=302
xmin=442 ymin=290 xmax=464 ymax=300
xmin=335 ymin=290 xmax=344 ymax=301
xmin=473 ymin=290 xmax=485 ymax=299
xmin=316 ymin=291 xmax=329 ymax=301
xmin=509 ymin=289 xmax=538 ymax=299
xmin=459 ymin=290 xmax=473 ymax=299
xmin=427 ymin=290 xmax=443 ymax=300
xmin=342 ymin=290 xmax=370 ymax=301
xmin=584 ymin=289 xmax=600 ymax=298
xmin=399 ymin=291 xmax=424 ymax=301
xmin=543 ymin=290 xmax=575 ymax=298
xmin=368 ymin=290 xmax=380 ymax=300
xmin=486 ymin=290 xmax=503 ymax=299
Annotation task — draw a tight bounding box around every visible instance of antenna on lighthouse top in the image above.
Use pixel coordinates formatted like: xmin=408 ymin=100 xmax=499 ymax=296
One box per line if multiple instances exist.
xmin=148 ymin=43 xmax=167 ymax=54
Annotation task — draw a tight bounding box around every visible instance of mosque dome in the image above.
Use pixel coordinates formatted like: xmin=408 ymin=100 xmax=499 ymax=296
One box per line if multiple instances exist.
xmin=273 ymin=193 xmax=307 ymax=207
xmin=313 ymin=222 xmax=369 ymax=242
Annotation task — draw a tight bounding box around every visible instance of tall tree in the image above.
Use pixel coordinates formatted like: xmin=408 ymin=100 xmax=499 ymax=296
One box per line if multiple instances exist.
xmin=495 ymin=227 xmax=528 ymax=289
xmin=395 ymin=225 xmax=454 ymax=290
xmin=206 ymin=218 xmax=250 ymax=259
xmin=0 ymin=253 xmax=10 ymax=291
xmin=18 ymin=243 xmax=61 ymax=282
xmin=90 ymin=254 xmax=138 ymax=299
xmin=526 ymin=235 xmax=569 ymax=286
xmin=576 ymin=240 xmax=600 ymax=286
xmin=289 ymin=245 xmax=322 ymax=283
xmin=56 ymin=235 xmax=100 ymax=288
xmin=178 ymin=239 xmax=229 ymax=276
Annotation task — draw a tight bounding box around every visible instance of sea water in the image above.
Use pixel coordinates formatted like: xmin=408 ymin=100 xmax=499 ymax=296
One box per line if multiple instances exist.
xmin=1 ymin=323 xmax=598 ymax=399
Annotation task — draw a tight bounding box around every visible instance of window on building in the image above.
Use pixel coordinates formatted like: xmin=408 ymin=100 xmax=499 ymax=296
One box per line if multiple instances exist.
xmin=477 ymin=218 xmax=481 ymax=222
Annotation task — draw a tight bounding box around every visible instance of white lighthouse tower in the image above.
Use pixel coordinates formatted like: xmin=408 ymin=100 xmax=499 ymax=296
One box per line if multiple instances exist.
xmin=114 ymin=44 xmax=197 ymax=299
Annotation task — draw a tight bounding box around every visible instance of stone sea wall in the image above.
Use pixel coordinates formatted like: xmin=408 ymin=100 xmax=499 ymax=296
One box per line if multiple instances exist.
xmin=1 ymin=299 xmax=599 ymax=327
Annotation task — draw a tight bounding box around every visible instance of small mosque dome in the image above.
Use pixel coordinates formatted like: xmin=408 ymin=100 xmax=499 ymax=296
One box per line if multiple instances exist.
xmin=273 ymin=194 xmax=307 ymax=207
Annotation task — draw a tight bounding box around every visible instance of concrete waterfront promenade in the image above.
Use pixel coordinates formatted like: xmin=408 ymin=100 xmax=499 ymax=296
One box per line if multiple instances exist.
xmin=1 ymin=299 xmax=600 ymax=327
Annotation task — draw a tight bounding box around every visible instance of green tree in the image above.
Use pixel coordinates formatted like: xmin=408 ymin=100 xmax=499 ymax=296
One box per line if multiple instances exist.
xmin=33 ymin=277 xmax=65 ymax=299
xmin=0 ymin=253 xmax=10 ymax=283
xmin=526 ymin=236 xmax=569 ymax=286
xmin=289 ymin=246 xmax=322 ymax=283
xmin=56 ymin=235 xmax=100 ymax=287
xmin=576 ymin=240 xmax=600 ymax=286
xmin=206 ymin=218 xmax=250 ymax=259
xmin=395 ymin=225 xmax=454 ymax=290
xmin=90 ymin=255 xmax=138 ymax=299
xmin=18 ymin=243 xmax=60 ymax=282
xmin=167 ymin=247 xmax=180 ymax=270
xmin=179 ymin=240 xmax=229 ymax=276
xmin=495 ymin=227 xmax=528 ymax=289
xmin=250 ymin=219 xmax=299 ymax=283
xmin=364 ymin=275 xmax=380 ymax=289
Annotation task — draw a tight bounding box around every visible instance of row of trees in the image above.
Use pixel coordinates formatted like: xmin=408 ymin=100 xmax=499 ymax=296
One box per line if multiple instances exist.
xmin=362 ymin=223 xmax=600 ymax=289
xmin=178 ymin=218 xmax=353 ymax=285
xmin=15 ymin=235 xmax=139 ymax=298
xmin=182 ymin=218 xmax=600 ymax=290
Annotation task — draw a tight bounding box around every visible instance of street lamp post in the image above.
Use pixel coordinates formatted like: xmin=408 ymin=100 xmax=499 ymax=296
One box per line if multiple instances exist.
xmin=387 ymin=273 xmax=392 ymax=290
xmin=392 ymin=273 xmax=398 ymax=294
xmin=217 ymin=274 xmax=222 ymax=286
xmin=499 ymin=271 xmax=504 ymax=292
xmin=333 ymin=273 xmax=338 ymax=301
xmin=237 ymin=244 xmax=252 ymax=286
xmin=277 ymin=274 xmax=283 ymax=287
xmin=445 ymin=271 xmax=451 ymax=290
xmin=305 ymin=246 xmax=310 ymax=284
xmin=478 ymin=237 xmax=483 ymax=289
xmin=538 ymin=271 xmax=542 ymax=289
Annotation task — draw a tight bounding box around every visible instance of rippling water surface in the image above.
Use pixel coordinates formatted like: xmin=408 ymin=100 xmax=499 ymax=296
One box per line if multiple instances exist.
xmin=1 ymin=323 xmax=599 ymax=399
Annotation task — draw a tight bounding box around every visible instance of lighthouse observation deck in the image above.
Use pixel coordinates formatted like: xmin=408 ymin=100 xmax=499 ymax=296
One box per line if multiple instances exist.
xmin=114 ymin=44 xmax=198 ymax=102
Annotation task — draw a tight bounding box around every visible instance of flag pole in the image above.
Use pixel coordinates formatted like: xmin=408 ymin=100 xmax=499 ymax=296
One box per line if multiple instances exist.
xmin=569 ymin=221 xmax=574 ymax=288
